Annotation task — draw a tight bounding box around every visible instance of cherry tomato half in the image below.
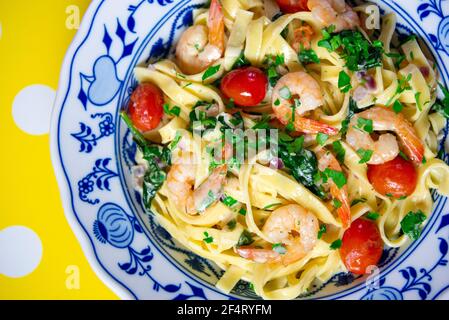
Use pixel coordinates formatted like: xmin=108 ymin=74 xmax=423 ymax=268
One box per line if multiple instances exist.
xmin=367 ymin=156 xmax=418 ymax=198
xmin=275 ymin=0 xmax=309 ymax=13
xmin=340 ymin=218 xmax=384 ymax=275
xmin=128 ymin=83 xmax=164 ymax=132
xmin=221 ymin=67 xmax=268 ymax=107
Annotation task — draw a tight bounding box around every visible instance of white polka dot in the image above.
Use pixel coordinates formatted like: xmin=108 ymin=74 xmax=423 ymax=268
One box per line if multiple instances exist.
xmin=0 ymin=226 xmax=43 ymax=278
xmin=12 ymin=85 xmax=55 ymax=135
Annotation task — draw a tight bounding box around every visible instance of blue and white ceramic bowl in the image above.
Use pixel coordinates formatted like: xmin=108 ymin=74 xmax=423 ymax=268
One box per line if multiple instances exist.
xmin=50 ymin=0 xmax=449 ymax=300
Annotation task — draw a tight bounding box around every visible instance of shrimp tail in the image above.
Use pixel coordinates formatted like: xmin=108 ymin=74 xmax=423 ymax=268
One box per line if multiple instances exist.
xmin=396 ymin=120 xmax=425 ymax=164
xmin=193 ymin=165 xmax=227 ymax=212
xmin=294 ymin=117 xmax=339 ymax=135
xmin=208 ymin=0 xmax=225 ymax=52
xmin=331 ymin=185 xmax=351 ymax=229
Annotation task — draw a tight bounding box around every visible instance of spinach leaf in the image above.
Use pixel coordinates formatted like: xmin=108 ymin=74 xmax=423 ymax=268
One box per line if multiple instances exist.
xmin=121 ymin=111 xmax=171 ymax=211
xmin=279 ymin=144 xmax=326 ymax=198
xmin=237 ymin=230 xmax=254 ymax=247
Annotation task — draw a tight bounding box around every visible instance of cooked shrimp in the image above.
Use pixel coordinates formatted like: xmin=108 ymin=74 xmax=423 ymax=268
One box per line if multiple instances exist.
xmin=272 ymin=72 xmax=339 ymax=135
xmin=308 ymin=0 xmax=360 ymax=32
xmin=167 ymin=160 xmax=227 ymax=214
xmin=346 ymin=106 xmax=424 ymax=164
xmin=175 ymin=0 xmax=225 ymax=75
xmin=236 ymin=204 xmax=319 ymax=265
xmin=317 ymin=150 xmax=351 ymax=229
xmin=290 ymin=23 xmax=315 ymax=52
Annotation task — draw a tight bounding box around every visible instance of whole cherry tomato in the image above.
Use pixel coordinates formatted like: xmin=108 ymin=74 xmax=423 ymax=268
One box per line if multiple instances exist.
xmin=128 ymin=83 xmax=164 ymax=132
xmin=340 ymin=218 xmax=384 ymax=275
xmin=367 ymin=156 xmax=418 ymax=198
xmin=221 ymin=67 xmax=268 ymax=107
xmin=275 ymin=0 xmax=309 ymax=13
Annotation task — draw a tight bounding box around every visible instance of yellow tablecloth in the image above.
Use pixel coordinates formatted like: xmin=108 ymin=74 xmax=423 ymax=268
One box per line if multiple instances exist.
xmin=0 ymin=0 xmax=117 ymax=299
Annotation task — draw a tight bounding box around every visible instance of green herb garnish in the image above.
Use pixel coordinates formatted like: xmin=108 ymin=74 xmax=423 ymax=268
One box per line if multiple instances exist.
xmin=392 ymin=100 xmax=404 ymax=114
xmin=338 ymin=71 xmax=352 ymax=93
xmin=316 ymin=133 xmax=329 ymax=146
xmin=237 ymin=230 xmax=254 ymax=246
xmin=357 ymin=148 xmax=374 ymax=164
xmin=333 ymin=199 xmax=342 ymax=209
xmin=221 ymin=195 xmax=238 ymax=208
xmin=330 ymin=239 xmax=342 ymax=250
xmin=356 ymin=117 xmax=374 ymax=133
xmin=400 ymin=210 xmax=427 ymax=240
xmin=366 ymin=212 xmax=380 ymax=220
xmin=163 ymin=104 xmax=181 ymax=117
xmin=322 ymin=168 xmax=347 ymax=189
xmin=318 ymin=225 xmax=327 ymax=239
xmin=202 ymin=64 xmax=221 ymax=81
xmin=299 ymin=49 xmax=320 ymax=64
xmin=318 ymin=29 xmax=383 ymax=71
xmin=203 ymin=232 xmax=214 ymax=244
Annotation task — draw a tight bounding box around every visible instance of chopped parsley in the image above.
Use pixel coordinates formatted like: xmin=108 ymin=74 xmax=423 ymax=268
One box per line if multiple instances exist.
xmin=387 ymin=74 xmax=412 ymax=105
xmin=366 ymin=212 xmax=380 ymax=220
xmin=392 ymin=100 xmax=404 ymax=114
xmin=163 ymin=104 xmax=181 ymax=117
xmin=338 ymin=71 xmax=352 ymax=93
xmin=415 ymin=92 xmax=422 ymax=111
xmin=333 ymin=199 xmax=342 ymax=209
xmin=264 ymin=54 xmax=285 ymax=87
xmin=317 ymin=225 xmax=327 ymax=239
xmin=316 ymin=133 xmax=329 ymax=146
xmin=400 ymin=210 xmax=427 ymax=240
xmin=298 ymin=49 xmax=320 ymax=64
xmin=221 ymin=195 xmax=238 ymax=208
xmin=203 ymin=232 xmax=214 ymax=244
xmin=238 ymin=208 xmax=247 ymax=216
xmin=202 ymin=64 xmax=221 ymax=81
xmin=318 ymin=28 xmax=384 ymax=71
xmin=330 ymin=239 xmax=342 ymax=250
xmin=356 ymin=117 xmax=374 ymax=133
xmin=357 ymin=148 xmax=374 ymax=164
xmin=322 ymin=168 xmax=347 ymax=189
